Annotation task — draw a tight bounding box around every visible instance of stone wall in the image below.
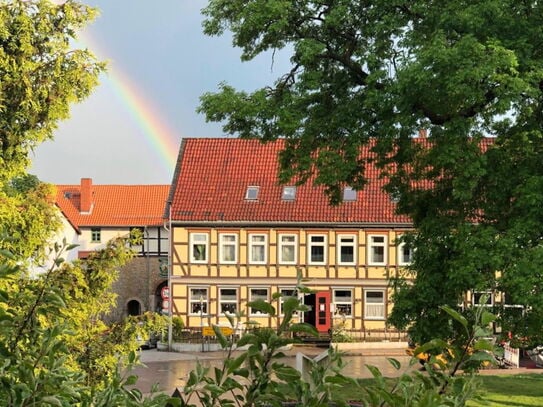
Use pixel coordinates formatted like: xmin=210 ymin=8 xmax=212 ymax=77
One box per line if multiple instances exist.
xmin=106 ymin=256 xmax=167 ymax=323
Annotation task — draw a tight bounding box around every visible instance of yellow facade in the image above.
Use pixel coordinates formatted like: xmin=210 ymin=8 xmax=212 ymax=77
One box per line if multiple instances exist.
xmin=170 ymin=226 xmax=412 ymax=337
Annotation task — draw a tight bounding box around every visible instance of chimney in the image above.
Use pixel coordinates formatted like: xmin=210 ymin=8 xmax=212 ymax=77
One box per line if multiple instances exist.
xmin=80 ymin=178 xmax=93 ymax=214
xmin=418 ymin=128 xmax=427 ymax=138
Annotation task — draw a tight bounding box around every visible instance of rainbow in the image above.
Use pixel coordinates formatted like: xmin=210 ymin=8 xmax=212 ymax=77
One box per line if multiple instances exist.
xmin=78 ymin=31 xmax=180 ymax=178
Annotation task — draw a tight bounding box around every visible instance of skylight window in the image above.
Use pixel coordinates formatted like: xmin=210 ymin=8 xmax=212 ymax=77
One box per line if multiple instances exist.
xmin=245 ymin=186 xmax=259 ymax=200
xmin=281 ymin=186 xmax=296 ymax=201
xmin=343 ymin=186 xmax=357 ymax=201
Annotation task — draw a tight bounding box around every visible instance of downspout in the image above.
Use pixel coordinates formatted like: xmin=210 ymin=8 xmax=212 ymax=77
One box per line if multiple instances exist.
xmin=145 ymin=226 xmax=150 ymax=313
xmin=166 ymin=200 xmax=173 ymax=351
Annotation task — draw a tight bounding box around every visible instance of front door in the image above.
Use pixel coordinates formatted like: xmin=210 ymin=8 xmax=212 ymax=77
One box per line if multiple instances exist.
xmin=314 ymin=291 xmax=331 ymax=333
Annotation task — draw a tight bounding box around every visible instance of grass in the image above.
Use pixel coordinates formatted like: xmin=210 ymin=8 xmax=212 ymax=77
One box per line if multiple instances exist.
xmin=338 ymin=373 xmax=543 ymax=406
xmin=467 ymin=374 xmax=543 ymax=407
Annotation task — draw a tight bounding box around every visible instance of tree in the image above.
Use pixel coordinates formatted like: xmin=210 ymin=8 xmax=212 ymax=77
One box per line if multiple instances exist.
xmin=0 ymin=0 xmax=104 ymax=181
xmin=0 ymin=174 xmax=61 ymax=266
xmin=198 ymin=1 xmax=543 ymax=343
xmin=0 ymin=1 xmax=171 ymax=404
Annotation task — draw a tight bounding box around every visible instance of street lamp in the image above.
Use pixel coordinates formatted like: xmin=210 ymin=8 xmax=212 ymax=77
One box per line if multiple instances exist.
xmin=200 ymin=295 xmax=204 ymax=352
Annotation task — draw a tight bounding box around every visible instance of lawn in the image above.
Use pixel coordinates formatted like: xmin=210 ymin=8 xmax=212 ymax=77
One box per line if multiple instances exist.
xmin=467 ymin=374 xmax=543 ymax=407
xmin=342 ymin=373 xmax=543 ymax=406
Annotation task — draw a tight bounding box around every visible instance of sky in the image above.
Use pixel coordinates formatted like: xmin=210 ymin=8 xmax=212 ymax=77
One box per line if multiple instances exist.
xmin=30 ymin=0 xmax=290 ymax=185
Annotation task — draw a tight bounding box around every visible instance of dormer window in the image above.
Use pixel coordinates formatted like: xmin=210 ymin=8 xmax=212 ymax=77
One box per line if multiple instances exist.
xmin=245 ymin=186 xmax=259 ymax=200
xmin=343 ymin=186 xmax=357 ymax=201
xmin=282 ymin=186 xmax=296 ymax=201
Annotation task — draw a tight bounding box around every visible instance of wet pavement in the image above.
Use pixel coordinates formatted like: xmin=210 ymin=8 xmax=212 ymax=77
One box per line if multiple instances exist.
xmin=132 ymin=345 xmax=414 ymax=395
xmin=130 ymin=344 xmax=543 ymax=396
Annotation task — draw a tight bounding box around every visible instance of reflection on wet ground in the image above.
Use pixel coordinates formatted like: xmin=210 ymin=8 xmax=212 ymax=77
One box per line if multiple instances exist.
xmin=131 ymin=349 xmax=414 ymax=395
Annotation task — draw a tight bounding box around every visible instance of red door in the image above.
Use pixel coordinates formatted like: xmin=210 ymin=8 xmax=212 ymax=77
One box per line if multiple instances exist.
xmin=315 ymin=291 xmax=331 ymax=333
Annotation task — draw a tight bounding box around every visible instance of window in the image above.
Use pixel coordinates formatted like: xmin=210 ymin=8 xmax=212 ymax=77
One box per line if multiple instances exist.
xmin=343 ymin=186 xmax=357 ymax=201
xmin=308 ymin=235 xmax=327 ymax=264
xmin=219 ymin=288 xmax=238 ymax=315
xmin=397 ymin=240 xmax=413 ymax=265
xmin=279 ymin=288 xmax=297 ymax=316
xmin=282 ymin=186 xmax=296 ymax=201
xmin=91 ymin=228 xmax=101 ymax=243
xmin=219 ymin=233 xmax=237 ymax=263
xmin=190 ymin=233 xmax=208 ymax=263
xmin=333 ymin=289 xmax=353 ymax=317
xmin=249 ymin=288 xmax=269 ymax=315
xmin=249 ymin=234 xmax=267 ymax=264
xmin=337 ymin=234 xmax=356 ymax=265
xmin=279 ymin=234 xmax=297 ymax=264
xmin=189 ymin=287 xmax=208 ymax=315
xmin=245 ymin=186 xmax=259 ymax=200
xmin=368 ymin=235 xmax=387 ymax=265
xmin=473 ymin=291 xmax=493 ymax=307
xmin=365 ymin=290 xmax=386 ymax=320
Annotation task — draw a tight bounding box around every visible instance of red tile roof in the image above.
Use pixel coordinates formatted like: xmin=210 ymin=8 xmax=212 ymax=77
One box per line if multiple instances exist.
xmin=169 ymin=138 xmax=411 ymax=225
xmin=56 ymin=182 xmax=169 ymax=228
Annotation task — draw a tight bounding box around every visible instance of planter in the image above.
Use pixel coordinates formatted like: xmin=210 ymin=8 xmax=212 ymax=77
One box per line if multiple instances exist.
xmin=156 ymin=341 xmax=169 ymax=351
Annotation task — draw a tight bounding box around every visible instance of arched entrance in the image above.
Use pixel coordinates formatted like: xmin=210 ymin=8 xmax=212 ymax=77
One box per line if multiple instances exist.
xmin=127 ymin=299 xmax=142 ymax=316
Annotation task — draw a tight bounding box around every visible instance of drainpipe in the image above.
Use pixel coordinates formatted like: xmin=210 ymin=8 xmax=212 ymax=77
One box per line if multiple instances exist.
xmin=166 ymin=200 xmax=173 ymax=351
xmin=145 ymin=226 xmax=150 ymax=313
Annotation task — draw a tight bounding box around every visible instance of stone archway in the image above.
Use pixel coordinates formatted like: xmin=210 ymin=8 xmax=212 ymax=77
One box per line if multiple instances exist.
xmin=127 ymin=299 xmax=142 ymax=316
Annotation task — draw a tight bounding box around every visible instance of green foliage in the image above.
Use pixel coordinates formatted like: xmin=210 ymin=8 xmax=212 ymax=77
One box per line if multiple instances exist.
xmin=199 ymin=0 xmax=543 ymax=344
xmin=0 ymin=240 xmax=173 ymax=406
xmin=0 ymin=0 xmax=105 ymax=181
xmin=0 ymin=175 xmax=61 ymax=265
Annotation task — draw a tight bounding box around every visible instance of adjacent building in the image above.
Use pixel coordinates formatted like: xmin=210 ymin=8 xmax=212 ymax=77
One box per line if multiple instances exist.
xmin=166 ymin=138 xmax=414 ymax=338
xmin=55 ymin=178 xmax=170 ymax=322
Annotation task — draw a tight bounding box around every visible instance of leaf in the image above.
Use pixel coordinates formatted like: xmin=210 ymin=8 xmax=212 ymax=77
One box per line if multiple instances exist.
xmin=387 ymin=357 xmax=402 ymax=370
xmin=212 ymin=325 xmax=228 ymax=348
xmin=440 ymin=305 xmax=468 ymax=330
xmin=289 ymin=322 xmax=318 ymax=336
xmin=247 ymin=299 xmax=275 ymax=316
xmin=480 ymin=309 xmax=496 ymax=326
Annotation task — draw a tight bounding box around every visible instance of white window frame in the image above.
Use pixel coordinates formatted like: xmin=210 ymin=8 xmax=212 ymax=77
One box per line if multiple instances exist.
xmin=245 ymin=186 xmax=259 ymax=200
xmin=278 ymin=234 xmax=297 ymax=264
xmin=91 ymin=228 xmax=101 ymax=243
xmin=368 ymin=234 xmax=387 ymax=265
xmin=219 ymin=287 xmax=238 ymax=315
xmin=249 ymin=287 xmax=269 ymax=316
xmin=308 ymin=234 xmax=327 ymax=265
xmin=279 ymin=287 xmax=298 ymax=316
xmin=219 ymin=233 xmax=238 ymax=264
xmin=189 ymin=287 xmax=208 ymax=316
xmin=364 ymin=289 xmax=386 ymax=320
xmin=332 ymin=288 xmax=353 ymax=318
xmin=397 ymin=240 xmax=413 ymax=266
xmin=282 ymin=186 xmax=296 ymax=201
xmin=249 ymin=233 xmax=267 ymax=264
xmin=337 ymin=234 xmax=357 ymax=265
xmin=189 ymin=232 xmax=208 ymax=263
xmin=343 ymin=186 xmax=357 ymax=201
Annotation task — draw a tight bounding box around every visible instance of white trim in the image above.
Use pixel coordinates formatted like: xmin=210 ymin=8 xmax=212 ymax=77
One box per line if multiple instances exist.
xmin=332 ymin=288 xmax=353 ymax=318
xmin=219 ymin=233 xmax=238 ymax=264
xmin=188 ymin=287 xmax=209 ymax=316
xmin=189 ymin=232 xmax=208 ymax=263
xmin=249 ymin=287 xmax=269 ymax=316
xmin=308 ymin=234 xmax=327 ymax=265
xmin=337 ymin=234 xmax=357 ymax=265
xmin=364 ymin=288 xmax=386 ymax=320
xmin=397 ymin=240 xmax=413 ymax=266
xmin=278 ymin=234 xmax=297 ymax=264
xmin=248 ymin=233 xmax=267 ymax=264
xmin=368 ymin=234 xmax=387 ymax=265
